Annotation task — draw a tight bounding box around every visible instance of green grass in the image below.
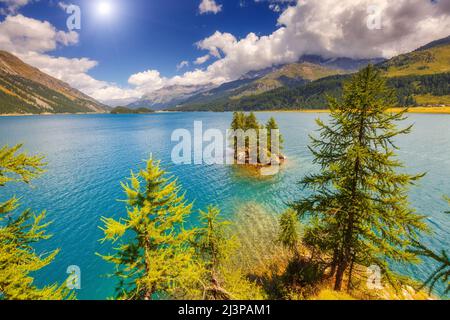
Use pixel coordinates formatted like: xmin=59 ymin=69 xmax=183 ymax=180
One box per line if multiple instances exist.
xmin=384 ymin=45 xmax=450 ymax=77
xmin=414 ymin=94 xmax=450 ymax=106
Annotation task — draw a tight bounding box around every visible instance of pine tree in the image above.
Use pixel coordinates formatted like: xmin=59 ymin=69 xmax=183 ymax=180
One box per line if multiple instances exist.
xmin=231 ymin=112 xmax=246 ymax=160
xmin=230 ymin=112 xmax=261 ymax=164
xmin=266 ymin=117 xmax=284 ymax=155
xmin=244 ymin=112 xmax=260 ymax=131
xmin=278 ymin=209 xmax=299 ymax=256
xmin=231 ymin=112 xmax=245 ymax=131
xmin=0 ymin=144 xmax=71 ymax=300
xmin=98 ymin=157 xmax=201 ymax=300
xmin=292 ymin=65 xmax=427 ymax=291
xmin=194 ymin=206 xmax=234 ymax=300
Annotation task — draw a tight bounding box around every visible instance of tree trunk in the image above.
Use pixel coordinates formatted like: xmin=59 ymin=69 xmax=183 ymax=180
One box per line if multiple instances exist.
xmin=347 ymin=257 xmax=355 ymax=292
xmin=334 ymin=262 xmax=346 ymax=291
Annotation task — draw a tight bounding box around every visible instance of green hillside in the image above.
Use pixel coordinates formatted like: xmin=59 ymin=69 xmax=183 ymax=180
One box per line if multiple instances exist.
xmin=0 ymin=73 xmax=105 ymax=114
xmin=174 ymin=62 xmax=346 ymax=111
xmin=379 ymin=44 xmax=450 ymax=77
xmin=231 ymin=62 xmax=345 ymax=99
xmin=0 ymin=51 xmax=107 ymax=115
xmin=175 ymin=37 xmax=450 ymax=111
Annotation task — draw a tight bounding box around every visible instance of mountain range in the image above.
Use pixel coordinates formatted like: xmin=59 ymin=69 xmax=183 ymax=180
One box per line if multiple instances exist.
xmin=0 ymin=35 xmax=449 ymax=115
xmin=0 ymin=51 xmax=107 ymax=114
xmin=172 ymin=35 xmax=450 ymax=112
xmin=127 ymin=56 xmax=383 ymax=111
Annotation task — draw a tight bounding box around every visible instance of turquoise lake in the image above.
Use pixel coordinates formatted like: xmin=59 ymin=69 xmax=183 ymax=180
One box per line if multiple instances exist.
xmin=0 ymin=112 xmax=449 ymax=299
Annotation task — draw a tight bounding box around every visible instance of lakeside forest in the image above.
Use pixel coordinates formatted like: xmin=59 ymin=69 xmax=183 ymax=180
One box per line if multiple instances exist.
xmin=1 ymin=66 xmax=450 ymax=300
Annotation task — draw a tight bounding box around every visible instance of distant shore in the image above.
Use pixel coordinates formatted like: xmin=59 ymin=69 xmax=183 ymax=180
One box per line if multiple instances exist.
xmin=0 ymin=112 xmax=107 ymax=117
xmin=256 ymin=107 xmax=450 ymax=114
xmin=2 ymin=107 xmax=450 ymax=117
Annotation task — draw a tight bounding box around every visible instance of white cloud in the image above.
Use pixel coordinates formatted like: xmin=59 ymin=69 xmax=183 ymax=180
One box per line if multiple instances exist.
xmin=0 ymin=14 xmax=78 ymax=53
xmin=1 ymin=1 xmax=450 ymax=106
xmin=128 ymin=70 xmax=165 ymax=90
xmin=0 ymin=0 xmax=30 ymax=14
xmin=176 ymin=60 xmax=189 ymax=70
xmin=269 ymin=4 xmax=281 ymax=12
xmin=57 ymin=2 xmax=69 ymax=11
xmin=199 ymin=0 xmax=222 ymax=15
xmin=254 ymin=0 xmax=297 ymax=13
xmin=174 ymin=0 xmax=450 ymax=88
xmin=194 ymin=54 xmax=210 ymax=65
xmin=0 ymin=14 xmax=141 ymax=105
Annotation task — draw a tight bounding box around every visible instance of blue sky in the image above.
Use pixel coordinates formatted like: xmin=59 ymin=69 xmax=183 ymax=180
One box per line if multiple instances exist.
xmin=0 ymin=0 xmax=449 ymax=105
xmin=9 ymin=0 xmax=282 ymax=85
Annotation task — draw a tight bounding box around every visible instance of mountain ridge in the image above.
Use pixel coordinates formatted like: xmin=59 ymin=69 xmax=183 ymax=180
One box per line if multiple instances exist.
xmin=127 ymin=55 xmax=381 ymax=111
xmin=0 ymin=51 xmax=107 ymax=115
xmin=172 ymin=35 xmax=450 ymax=112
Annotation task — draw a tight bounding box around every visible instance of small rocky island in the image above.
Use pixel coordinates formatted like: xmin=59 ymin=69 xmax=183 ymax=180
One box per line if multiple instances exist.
xmin=110 ymin=106 xmax=154 ymax=114
xmin=230 ymin=112 xmax=286 ymax=176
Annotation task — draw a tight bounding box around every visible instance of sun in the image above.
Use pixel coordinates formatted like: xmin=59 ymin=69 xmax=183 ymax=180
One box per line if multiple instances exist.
xmin=97 ymin=1 xmax=112 ymax=16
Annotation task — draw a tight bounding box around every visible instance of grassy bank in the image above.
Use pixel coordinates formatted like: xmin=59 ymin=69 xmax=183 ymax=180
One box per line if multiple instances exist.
xmin=229 ymin=202 xmax=436 ymax=300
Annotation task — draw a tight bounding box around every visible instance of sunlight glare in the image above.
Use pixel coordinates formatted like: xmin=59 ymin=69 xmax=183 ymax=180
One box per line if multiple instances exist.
xmin=98 ymin=1 xmax=112 ymax=16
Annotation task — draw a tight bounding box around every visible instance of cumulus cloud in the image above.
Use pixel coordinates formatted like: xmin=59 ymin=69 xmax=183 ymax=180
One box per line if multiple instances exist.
xmin=0 ymin=0 xmax=30 ymax=14
xmin=0 ymin=14 xmax=140 ymax=104
xmin=194 ymin=54 xmax=211 ymax=65
xmin=274 ymin=0 xmax=450 ymax=59
xmin=172 ymin=0 xmax=450 ymax=88
xmin=199 ymin=0 xmax=222 ymax=15
xmin=0 ymin=14 xmax=78 ymax=53
xmin=176 ymin=60 xmax=189 ymax=70
xmin=128 ymin=70 xmax=166 ymax=89
xmin=1 ymin=1 xmax=450 ymax=105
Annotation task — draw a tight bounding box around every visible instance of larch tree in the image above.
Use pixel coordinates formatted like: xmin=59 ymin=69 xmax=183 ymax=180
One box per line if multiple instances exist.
xmin=0 ymin=144 xmax=71 ymax=300
xmin=231 ymin=112 xmax=246 ymax=131
xmin=194 ymin=206 xmax=234 ymax=300
xmin=278 ymin=209 xmax=300 ymax=257
xmin=244 ymin=112 xmax=260 ymax=131
xmin=99 ymin=157 xmax=201 ymax=300
xmin=291 ymin=65 xmax=428 ymax=291
xmin=266 ymin=117 xmax=284 ymax=159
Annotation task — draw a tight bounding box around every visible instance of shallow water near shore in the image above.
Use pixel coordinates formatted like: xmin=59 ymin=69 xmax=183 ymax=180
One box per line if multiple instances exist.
xmin=1 ymin=112 xmax=449 ymax=299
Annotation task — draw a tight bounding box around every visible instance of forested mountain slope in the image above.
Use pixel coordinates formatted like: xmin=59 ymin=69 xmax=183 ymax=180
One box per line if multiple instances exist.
xmin=0 ymin=51 xmax=107 ymax=114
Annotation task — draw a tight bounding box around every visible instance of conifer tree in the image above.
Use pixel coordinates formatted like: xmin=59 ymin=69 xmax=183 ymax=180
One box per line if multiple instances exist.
xmin=266 ymin=117 xmax=284 ymax=155
xmin=231 ymin=112 xmax=245 ymax=131
xmin=231 ymin=112 xmax=246 ymax=160
xmin=99 ymin=157 xmax=201 ymax=300
xmin=194 ymin=206 xmax=234 ymax=300
xmin=244 ymin=112 xmax=260 ymax=131
xmin=292 ymin=65 xmax=427 ymax=291
xmin=0 ymin=144 xmax=71 ymax=300
xmin=278 ymin=209 xmax=299 ymax=256
xmin=230 ymin=112 xmax=261 ymax=163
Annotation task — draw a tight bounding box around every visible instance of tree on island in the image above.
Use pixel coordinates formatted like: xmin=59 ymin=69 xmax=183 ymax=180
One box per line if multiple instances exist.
xmin=98 ymin=158 xmax=202 ymax=300
xmin=292 ymin=65 xmax=428 ymax=291
xmin=0 ymin=145 xmax=71 ymax=300
xmin=230 ymin=112 xmax=284 ymax=165
xmin=266 ymin=117 xmax=284 ymax=156
xmin=244 ymin=112 xmax=260 ymax=131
